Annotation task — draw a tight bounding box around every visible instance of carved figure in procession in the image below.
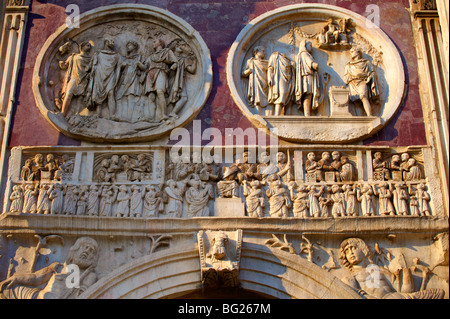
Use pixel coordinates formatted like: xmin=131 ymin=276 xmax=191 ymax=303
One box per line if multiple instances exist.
xmin=143 ymin=184 xmax=164 ymax=218
xmin=308 ymin=185 xmax=325 ymax=218
xmin=86 ymin=185 xmax=103 ymax=216
xmin=185 ymin=174 xmax=214 ymax=217
xmin=267 ymin=51 xmax=295 ymax=116
xmin=115 ymin=41 xmax=147 ymax=122
xmin=115 ymin=185 xmax=131 ymax=218
xmin=242 ymin=46 xmax=270 ymax=114
xmin=48 ymin=184 xmax=64 ymax=215
xmin=145 ymin=38 xmax=178 ymax=121
xmin=76 ymin=186 xmax=89 ymax=216
xmin=409 ymin=183 xmax=431 ymax=216
xmin=59 ymin=41 xmax=93 ymax=117
xmin=391 ymin=183 xmax=409 ymax=216
xmin=289 ymin=182 xmax=309 ymax=218
xmin=86 ymin=38 xmax=121 ymax=120
xmin=330 ymin=185 xmax=346 ymax=218
xmin=319 ymin=187 xmax=332 ymax=217
xmin=344 ymin=47 xmax=380 ymax=116
xmin=167 ymin=39 xmax=197 ymax=118
xmin=338 ymin=238 xmax=444 ymax=299
xmin=295 ymin=40 xmax=322 ymax=116
xmin=357 ymin=183 xmax=376 ymax=216
xmin=164 ymin=179 xmax=187 ymax=218
xmin=9 ymin=185 xmax=24 ymax=213
xmin=99 ymin=185 xmax=118 ymax=217
xmin=266 ymin=176 xmax=291 ymax=218
xmin=373 ymin=183 xmax=395 ymax=216
xmin=129 ymin=185 xmax=145 ymax=218
xmin=23 ymin=184 xmax=38 ymax=214
xmin=36 ymin=184 xmax=51 ymax=214
xmin=63 ymin=185 xmax=79 ymax=215
xmin=343 ymin=184 xmax=358 ymax=216
xmin=243 ymin=180 xmax=266 ymax=218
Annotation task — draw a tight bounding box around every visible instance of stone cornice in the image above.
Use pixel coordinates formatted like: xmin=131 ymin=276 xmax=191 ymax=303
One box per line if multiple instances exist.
xmin=0 ymin=214 xmax=447 ymax=238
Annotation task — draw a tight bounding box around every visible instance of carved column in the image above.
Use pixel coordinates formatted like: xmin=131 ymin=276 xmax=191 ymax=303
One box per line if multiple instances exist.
xmin=0 ymin=0 xmax=30 ymax=211
xmin=409 ymin=0 xmax=449 ymax=216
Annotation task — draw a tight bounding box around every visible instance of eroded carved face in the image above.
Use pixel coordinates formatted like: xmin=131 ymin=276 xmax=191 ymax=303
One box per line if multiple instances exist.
xmin=344 ymin=244 xmax=364 ymax=266
xmin=71 ymin=242 xmax=98 ymax=269
xmin=212 ymin=233 xmax=228 ymax=260
xmin=277 ymin=152 xmax=286 ymax=163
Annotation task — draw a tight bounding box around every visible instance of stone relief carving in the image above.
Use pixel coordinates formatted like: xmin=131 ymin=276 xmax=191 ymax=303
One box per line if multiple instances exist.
xmin=197 ymin=230 xmax=243 ymax=288
xmin=263 ymin=233 xmax=447 ymax=298
xmin=33 ymin=5 xmax=212 ymax=142
xmin=0 ymin=236 xmax=99 ymax=299
xmin=227 ymin=4 xmax=405 ymax=143
xmin=4 ymin=147 xmax=436 ymax=219
xmin=373 ymin=152 xmax=424 ymax=182
xmin=338 ymin=238 xmax=445 ymax=299
xmin=20 ymin=153 xmax=74 ymax=182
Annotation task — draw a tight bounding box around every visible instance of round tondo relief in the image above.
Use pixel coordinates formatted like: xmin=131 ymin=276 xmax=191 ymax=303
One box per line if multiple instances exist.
xmin=33 ymin=5 xmax=212 ymax=143
xmin=227 ymin=4 xmax=405 ymax=143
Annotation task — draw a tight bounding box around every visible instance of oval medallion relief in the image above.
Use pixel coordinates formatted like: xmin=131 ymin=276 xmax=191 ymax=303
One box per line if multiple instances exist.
xmin=227 ymin=4 xmax=405 ymax=143
xmin=33 ymin=4 xmax=212 ymax=143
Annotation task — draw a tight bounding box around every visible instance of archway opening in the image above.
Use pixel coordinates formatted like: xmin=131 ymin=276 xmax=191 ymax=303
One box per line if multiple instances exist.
xmin=170 ymin=287 xmax=277 ymax=299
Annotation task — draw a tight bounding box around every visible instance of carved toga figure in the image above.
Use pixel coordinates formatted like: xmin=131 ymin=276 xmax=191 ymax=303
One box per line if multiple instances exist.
xmin=242 ymin=46 xmax=270 ymax=113
xmin=145 ymin=38 xmax=178 ymax=121
xmin=295 ymin=40 xmax=322 ymax=116
xmin=267 ymin=51 xmax=294 ymax=116
xmin=59 ymin=41 xmax=92 ymax=117
xmin=344 ymin=47 xmax=379 ymax=116
xmin=87 ymin=38 xmax=121 ymax=119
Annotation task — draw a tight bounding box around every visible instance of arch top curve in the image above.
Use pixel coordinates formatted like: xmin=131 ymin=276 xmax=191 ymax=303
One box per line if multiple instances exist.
xmin=80 ymin=242 xmax=362 ymax=299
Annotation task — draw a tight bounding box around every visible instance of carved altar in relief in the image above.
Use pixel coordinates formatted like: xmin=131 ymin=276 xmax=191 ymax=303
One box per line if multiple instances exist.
xmin=227 ymin=4 xmax=405 ymax=143
xmin=32 ymin=5 xmax=212 ymax=143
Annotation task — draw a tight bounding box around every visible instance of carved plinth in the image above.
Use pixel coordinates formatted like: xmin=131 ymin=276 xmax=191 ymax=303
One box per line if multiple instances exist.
xmin=329 ymin=86 xmax=352 ymax=116
xmin=214 ymin=197 xmax=245 ymax=217
xmin=373 ymin=171 xmax=385 ymax=181
xmin=392 ymin=171 xmax=402 ymax=181
xmin=197 ymin=230 xmax=243 ymax=288
xmin=325 ymin=172 xmax=336 ymax=182
xmin=305 ymin=172 xmax=317 ymax=183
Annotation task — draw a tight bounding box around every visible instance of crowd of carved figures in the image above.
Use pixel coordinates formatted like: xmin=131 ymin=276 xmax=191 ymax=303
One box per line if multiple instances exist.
xmin=55 ymin=33 xmax=196 ymax=123
xmin=7 ymin=150 xmax=431 ymax=218
xmin=241 ymin=17 xmax=380 ymax=117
